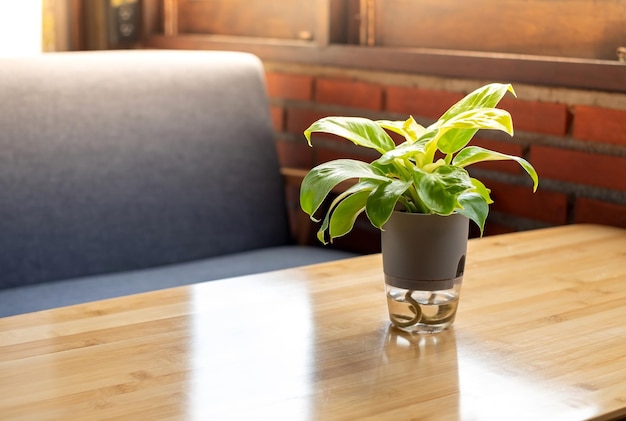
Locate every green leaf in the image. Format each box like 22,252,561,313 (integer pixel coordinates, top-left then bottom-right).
434,127,479,155
377,141,426,165
445,108,513,133
437,108,514,154
453,146,539,191
431,83,515,155
365,179,413,228
457,192,490,235
316,179,380,244
470,177,493,205
328,190,370,241
300,159,389,218
316,210,331,244
304,116,396,154
440,83,515,121
412,165,473,215
327,179,380,211
377,116,426,143
382,122,441,168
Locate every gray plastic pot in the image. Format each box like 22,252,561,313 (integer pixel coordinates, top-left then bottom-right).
382,212,469,290
381,212,469,333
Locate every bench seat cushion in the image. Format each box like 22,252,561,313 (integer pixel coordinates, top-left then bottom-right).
0,246,356,318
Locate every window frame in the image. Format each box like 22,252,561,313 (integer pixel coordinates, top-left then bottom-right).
141,0,626,93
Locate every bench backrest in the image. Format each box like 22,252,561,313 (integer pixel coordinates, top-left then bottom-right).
0,50,291,288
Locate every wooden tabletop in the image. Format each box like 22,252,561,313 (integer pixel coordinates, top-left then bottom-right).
1,224,625,420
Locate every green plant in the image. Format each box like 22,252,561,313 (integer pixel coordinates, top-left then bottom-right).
300,83,538,243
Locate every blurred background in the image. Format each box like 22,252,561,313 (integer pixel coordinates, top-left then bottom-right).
2,0,625,254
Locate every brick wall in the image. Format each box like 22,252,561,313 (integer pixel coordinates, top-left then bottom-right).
265,63,626,253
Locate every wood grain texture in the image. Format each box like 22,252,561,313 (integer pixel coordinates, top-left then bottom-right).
176,0,317,40
1,224,626,420
374,0,626,60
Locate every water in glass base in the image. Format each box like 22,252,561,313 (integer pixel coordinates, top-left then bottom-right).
385,280,461,334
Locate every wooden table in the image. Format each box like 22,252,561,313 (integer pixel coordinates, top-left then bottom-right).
1,224,625,420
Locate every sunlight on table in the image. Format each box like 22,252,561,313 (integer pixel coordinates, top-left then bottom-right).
457,341,599,421
188,276,314,419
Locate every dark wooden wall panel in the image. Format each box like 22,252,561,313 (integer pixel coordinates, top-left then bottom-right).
374,0,626,60
177,0,317,40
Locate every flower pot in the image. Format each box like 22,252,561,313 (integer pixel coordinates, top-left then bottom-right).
381,212,469,333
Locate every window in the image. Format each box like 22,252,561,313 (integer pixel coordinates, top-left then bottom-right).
370,0,625,60
141,0,626,92
176,0,317,40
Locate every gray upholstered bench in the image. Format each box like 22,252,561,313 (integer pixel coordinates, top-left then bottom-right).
0,50,355,317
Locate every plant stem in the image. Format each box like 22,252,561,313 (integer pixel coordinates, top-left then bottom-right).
407,186,429,213
398,196,420,213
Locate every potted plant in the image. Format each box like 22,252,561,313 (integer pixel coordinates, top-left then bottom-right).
299,83,538,333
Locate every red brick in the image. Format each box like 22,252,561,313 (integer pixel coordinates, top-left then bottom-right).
574,198,626,229
469,220,515,238
386,86,464,120
499,98,569,136
572,105,626,146
286,108,330,135
483,222,516,237
530,146,626,191
484,179,568,225
386,130,406,146
315,78,383,111
270,106,284,132
470,137,524,174
265,72,313,101
314,145,378,166
331,216,381,254
275,139,314,168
